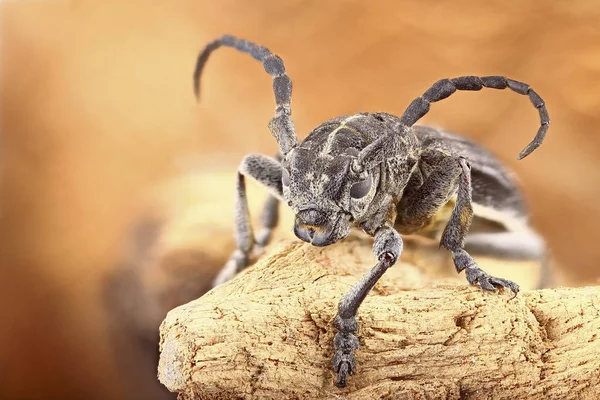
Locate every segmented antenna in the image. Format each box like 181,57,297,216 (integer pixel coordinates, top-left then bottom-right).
193,35,298,154
399,76,550,160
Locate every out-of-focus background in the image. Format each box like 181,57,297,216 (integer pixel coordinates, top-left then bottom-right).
1,1,599,399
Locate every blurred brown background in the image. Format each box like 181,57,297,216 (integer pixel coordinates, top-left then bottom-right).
1,1,599,399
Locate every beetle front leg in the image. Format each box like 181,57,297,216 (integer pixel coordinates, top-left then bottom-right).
213,154,283,286
253,152,283,255
332,225,402,388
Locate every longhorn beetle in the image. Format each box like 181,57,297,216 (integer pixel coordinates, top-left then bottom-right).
194,35,549,388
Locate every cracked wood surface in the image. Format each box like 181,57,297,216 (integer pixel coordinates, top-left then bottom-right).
158,238,600,400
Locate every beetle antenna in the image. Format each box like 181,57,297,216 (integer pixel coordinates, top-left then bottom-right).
194,35,298,154
399,76,550,160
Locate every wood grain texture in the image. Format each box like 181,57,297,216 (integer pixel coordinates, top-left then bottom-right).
158,239,600,400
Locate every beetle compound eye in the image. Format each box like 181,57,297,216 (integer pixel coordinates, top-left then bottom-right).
282,168,290,186
350,175,372,199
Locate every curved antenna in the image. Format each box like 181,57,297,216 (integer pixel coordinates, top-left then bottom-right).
399,76,550,160
194,35,298,154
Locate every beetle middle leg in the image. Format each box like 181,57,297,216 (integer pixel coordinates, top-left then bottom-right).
213,154,283,286
465,230,553,289
397,152,519,294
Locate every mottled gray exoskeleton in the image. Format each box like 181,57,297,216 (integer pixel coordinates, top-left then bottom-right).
193,35,549,388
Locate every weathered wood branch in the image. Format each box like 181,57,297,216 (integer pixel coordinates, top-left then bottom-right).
158,238,600,400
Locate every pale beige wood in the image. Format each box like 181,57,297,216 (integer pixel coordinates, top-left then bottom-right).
158,238,599,400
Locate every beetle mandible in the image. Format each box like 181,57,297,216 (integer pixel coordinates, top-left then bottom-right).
193,34,549,388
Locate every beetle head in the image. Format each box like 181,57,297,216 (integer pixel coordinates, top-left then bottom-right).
282,146,379,246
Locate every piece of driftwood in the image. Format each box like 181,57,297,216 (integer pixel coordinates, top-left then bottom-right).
104,169,544,399
158,238,600,400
